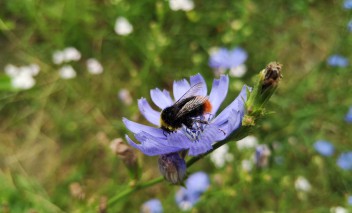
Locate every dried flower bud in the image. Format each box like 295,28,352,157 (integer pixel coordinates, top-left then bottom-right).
69,182,85,200
158,153,187,184
246,62,282,116
110,138,137,167
110,138,139,180
99,196,108,213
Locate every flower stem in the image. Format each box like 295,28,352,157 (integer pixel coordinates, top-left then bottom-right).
108,176,164,206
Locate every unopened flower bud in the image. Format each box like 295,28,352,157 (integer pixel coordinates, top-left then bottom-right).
110,138,136,166
110,138,139,180
158,153,187,184
246,62,283,116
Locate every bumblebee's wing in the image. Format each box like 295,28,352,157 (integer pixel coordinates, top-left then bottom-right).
174,83,204,105
175,96,208,119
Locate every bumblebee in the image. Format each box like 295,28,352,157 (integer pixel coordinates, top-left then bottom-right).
160,83,212,132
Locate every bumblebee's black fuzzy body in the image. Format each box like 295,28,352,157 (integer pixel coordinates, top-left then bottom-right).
160,96,211,132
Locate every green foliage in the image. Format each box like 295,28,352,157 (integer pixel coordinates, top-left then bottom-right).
1,0,352,212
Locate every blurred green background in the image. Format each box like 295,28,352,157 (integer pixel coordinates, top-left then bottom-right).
1,0,352,212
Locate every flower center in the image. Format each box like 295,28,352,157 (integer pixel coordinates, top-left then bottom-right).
182,114,213,141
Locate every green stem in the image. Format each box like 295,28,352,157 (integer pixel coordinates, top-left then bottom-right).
108,176,164,206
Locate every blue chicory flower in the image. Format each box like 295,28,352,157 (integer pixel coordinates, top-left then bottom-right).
141,199,163,213
348,20,352,32
209,47,248,69
123,73,248,156
345,107,352,123
344,0,352,9
327,55,349,67
175,171,210,211
313,140,335,157
337,152,352,170
348,195,352,206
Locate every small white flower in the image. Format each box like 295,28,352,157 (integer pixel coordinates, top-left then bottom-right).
86,58,103,75
52,50,65,64
59,65,76,79
229,64,247,78
170,0,194,11
330,206,348,213
114,17,133,36
241,159,253,172
4,64,19,77
237,135,258,150
28,64,40,76
210,144,234,168
12,72,35,90
63,47,81,62
294,176,311,192
118,88,132,105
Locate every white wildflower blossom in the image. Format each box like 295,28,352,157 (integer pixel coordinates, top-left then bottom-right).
86,58,103,75
12,72,35,90
210,144,234,168
169,0,194,11
63,47,81,62
52,47,81,64
114,17,133,36
4,63,40,90
52,50,65,64
4,64,19,77
237,135,258,150
241,159,253,172
330,206,348,213
59,65,76,79
294,176,312,192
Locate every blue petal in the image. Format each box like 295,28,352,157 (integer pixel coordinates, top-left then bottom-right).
141,199,163,213
228,47,248,68
123,118,164,138
190,74,207,96
173,78,191,101
167,132,193,149
150,88,174,109
199,124,224,144
213,85,248,127
186,172,210,193
188,139,213,156
313,140,334,157
126,132,183,156
138,98,160,126
208,75,229,115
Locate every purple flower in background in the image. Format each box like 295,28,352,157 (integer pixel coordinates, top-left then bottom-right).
123,73,248,157
141,199,163,213
348,195,352,206
348,20,352,32
255,144,271,168
327,55,349,67
345,107,352,123
337,152,352,170
209,47,247,69
175,172,210,211
344,0,352,9
313,140,335,157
